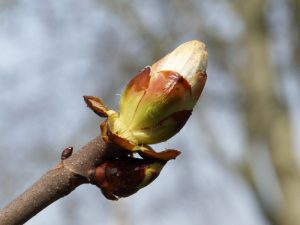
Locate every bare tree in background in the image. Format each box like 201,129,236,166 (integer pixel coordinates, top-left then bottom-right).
1,0,300,224
229,2,300,225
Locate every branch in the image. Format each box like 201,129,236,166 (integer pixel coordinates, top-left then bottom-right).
0,136,119,225
0,40,208,224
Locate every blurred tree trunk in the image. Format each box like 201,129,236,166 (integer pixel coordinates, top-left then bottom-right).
232,1,300,225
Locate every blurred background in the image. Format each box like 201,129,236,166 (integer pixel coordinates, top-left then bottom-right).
0,0,300,224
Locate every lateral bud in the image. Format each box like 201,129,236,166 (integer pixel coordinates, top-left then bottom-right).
93,157,172,200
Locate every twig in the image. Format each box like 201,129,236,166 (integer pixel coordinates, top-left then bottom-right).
0,136,119,225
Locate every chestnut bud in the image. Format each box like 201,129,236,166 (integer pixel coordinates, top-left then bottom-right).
93,158,167,200
84,40,207,160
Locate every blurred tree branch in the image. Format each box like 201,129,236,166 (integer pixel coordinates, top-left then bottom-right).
231,1,300,225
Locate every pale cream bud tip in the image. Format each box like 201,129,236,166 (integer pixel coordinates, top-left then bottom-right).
152,40,208,87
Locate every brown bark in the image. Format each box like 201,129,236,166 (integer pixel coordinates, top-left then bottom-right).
0,136,119,225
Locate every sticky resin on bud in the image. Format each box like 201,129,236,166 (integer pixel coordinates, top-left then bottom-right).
93,158,167,200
